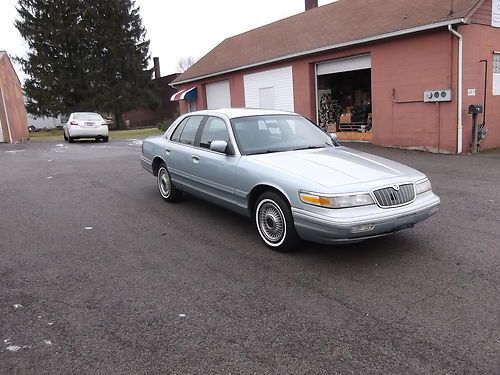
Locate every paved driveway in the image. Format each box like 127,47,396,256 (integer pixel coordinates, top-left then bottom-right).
1,140,499,374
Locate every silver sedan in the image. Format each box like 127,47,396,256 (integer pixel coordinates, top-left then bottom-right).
140,108,440,252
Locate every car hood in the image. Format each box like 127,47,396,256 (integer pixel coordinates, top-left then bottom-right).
247,147,423,188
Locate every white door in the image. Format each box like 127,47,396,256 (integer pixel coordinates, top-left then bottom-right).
206,80,231,109
244,66,294,111
259,87,275,109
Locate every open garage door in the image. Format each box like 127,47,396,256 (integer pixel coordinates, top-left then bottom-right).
316,54,372,142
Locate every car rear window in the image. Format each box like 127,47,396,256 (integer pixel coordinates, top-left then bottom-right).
73,113,103,121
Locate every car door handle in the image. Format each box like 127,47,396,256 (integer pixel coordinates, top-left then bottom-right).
164,148,171,154
191,155,200,163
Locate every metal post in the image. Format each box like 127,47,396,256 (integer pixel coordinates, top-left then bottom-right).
471,113,478,154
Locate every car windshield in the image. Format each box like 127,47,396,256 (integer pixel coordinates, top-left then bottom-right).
73,112,103,121
231,115,338,155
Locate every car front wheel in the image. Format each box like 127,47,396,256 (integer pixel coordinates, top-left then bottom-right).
255,191,299,252
157,163,182,203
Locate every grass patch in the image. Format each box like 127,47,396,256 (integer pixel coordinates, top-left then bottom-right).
29,127,163,142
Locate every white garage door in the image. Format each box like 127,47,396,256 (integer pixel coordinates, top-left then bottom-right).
244,66,294,111
206,80,231,109
316,54,371,76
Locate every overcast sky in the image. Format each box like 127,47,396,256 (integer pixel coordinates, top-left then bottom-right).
0,0,336,81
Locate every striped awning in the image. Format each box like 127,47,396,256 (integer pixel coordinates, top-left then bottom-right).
170,87,197,101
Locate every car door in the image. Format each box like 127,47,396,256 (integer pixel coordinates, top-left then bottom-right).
188,115,239,208
165,115,205,191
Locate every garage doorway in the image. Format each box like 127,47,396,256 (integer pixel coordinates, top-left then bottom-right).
316,55,372,142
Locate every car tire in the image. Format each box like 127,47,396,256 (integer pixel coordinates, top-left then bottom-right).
157,163,182,203
68,136,74,143
103,136,109,143
255,191,300,252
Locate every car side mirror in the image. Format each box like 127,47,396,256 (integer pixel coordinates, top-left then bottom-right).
329,133,337,141
210,140,231,154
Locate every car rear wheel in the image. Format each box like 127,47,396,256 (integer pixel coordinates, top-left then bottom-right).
68,136,74,143
255,191,299,252
157,163,182,203
103,136,109,143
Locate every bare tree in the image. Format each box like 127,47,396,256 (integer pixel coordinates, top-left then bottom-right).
177,56,198,73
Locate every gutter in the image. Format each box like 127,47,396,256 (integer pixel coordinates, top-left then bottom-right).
448,23,463,154
172,18,465,86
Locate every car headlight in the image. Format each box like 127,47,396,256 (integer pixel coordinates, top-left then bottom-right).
299,191,374,209
415,179,432,195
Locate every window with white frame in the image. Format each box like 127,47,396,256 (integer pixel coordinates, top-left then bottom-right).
493,53,500,96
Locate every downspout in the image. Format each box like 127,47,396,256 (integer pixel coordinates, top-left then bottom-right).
448,24,463,154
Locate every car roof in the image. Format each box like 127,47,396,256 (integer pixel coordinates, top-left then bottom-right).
187,108,299,119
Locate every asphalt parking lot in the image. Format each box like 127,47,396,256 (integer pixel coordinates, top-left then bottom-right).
1,139,499,374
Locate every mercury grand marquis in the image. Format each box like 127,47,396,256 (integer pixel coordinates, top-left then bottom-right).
140,108,440,252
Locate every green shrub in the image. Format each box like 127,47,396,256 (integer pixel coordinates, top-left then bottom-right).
157,118,174,132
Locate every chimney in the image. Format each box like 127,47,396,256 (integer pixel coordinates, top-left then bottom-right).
153,57,161,79
305,0,318,11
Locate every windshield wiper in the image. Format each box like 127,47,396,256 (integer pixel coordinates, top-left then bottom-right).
292,145,327,151
247,149,283,155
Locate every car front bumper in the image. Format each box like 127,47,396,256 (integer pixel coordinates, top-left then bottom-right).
292,192,440,244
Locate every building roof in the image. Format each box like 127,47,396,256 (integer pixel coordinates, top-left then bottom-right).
173,0,483,85
0,51,6,60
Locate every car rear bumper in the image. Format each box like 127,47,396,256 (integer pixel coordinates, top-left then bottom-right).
69,126,109,138
140,155,154,175
292,193,440,244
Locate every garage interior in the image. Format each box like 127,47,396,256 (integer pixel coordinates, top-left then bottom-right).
316,55,372,141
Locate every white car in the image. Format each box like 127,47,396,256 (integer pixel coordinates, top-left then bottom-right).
63,112,109,143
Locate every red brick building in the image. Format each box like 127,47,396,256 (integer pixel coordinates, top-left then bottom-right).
0,51,29,143
122,58,179,128
171,0,500,153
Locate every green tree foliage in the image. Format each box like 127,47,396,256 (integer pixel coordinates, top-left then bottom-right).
16,0,158,128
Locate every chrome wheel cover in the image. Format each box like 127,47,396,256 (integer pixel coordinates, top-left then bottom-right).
256,199,286,246
158,167,171,198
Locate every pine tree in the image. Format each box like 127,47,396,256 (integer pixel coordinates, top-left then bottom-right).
16,0,157,128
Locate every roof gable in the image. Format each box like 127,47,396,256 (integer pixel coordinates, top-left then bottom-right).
174,0,483,84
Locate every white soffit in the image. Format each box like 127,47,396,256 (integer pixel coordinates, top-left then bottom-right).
317,54,371,75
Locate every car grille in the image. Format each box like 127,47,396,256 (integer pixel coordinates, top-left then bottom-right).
373,184,415,207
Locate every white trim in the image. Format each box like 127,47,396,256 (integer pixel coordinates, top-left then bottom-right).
173,18,465,85
0,85,12,143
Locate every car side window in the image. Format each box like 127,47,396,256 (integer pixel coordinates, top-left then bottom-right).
170,118,188,142
199,117,229,149
177,116,204,145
